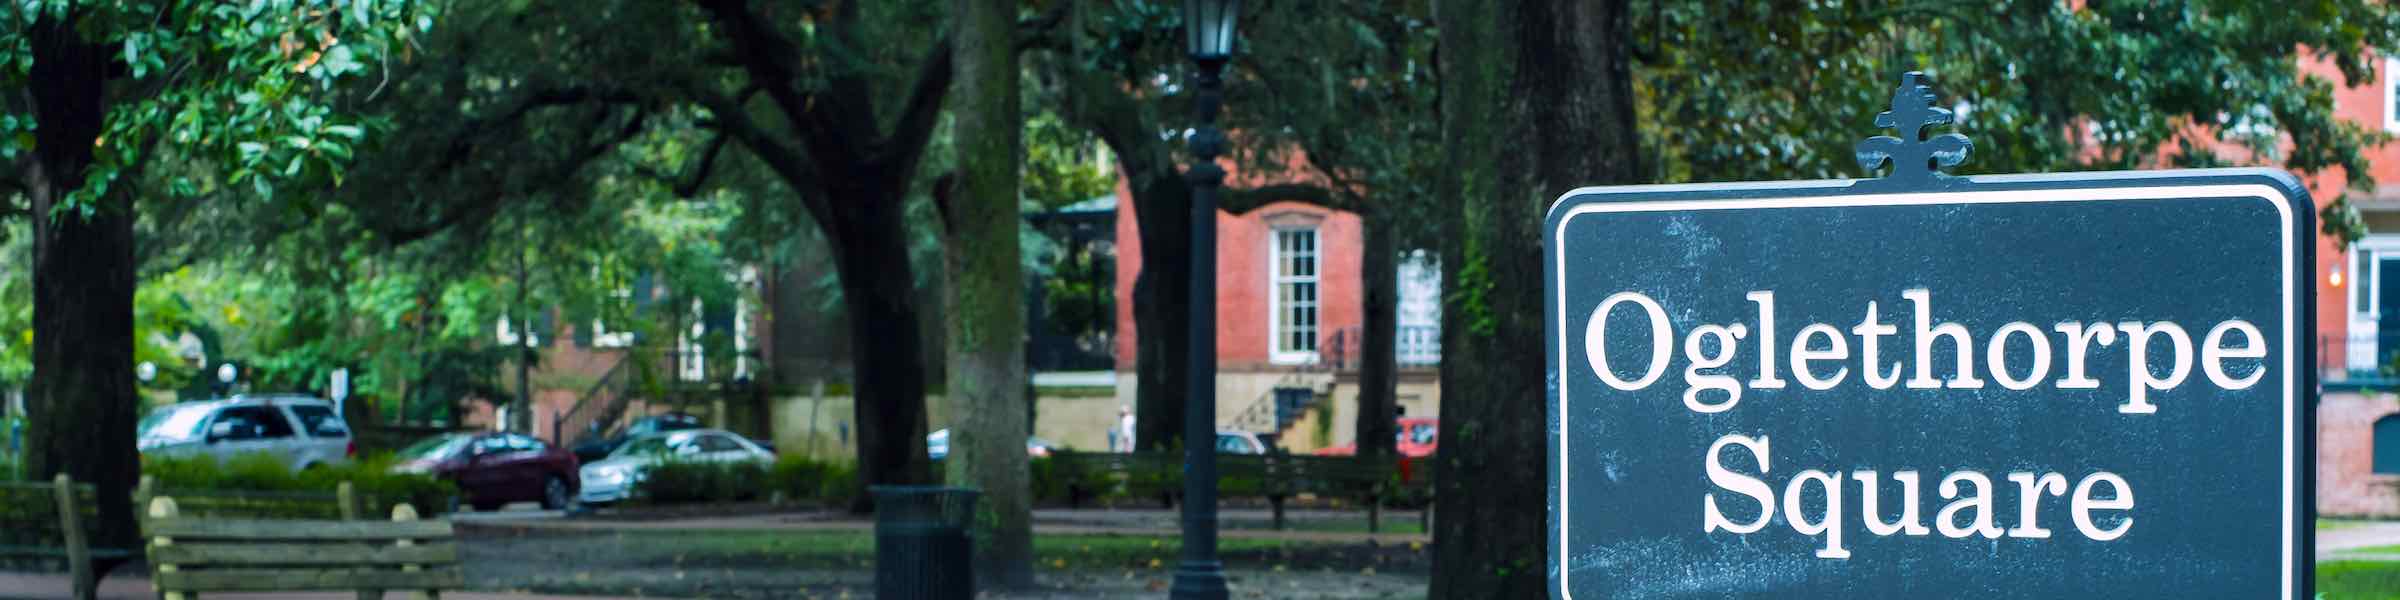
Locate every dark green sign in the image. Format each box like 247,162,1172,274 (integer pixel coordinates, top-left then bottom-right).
1544,74,2312,599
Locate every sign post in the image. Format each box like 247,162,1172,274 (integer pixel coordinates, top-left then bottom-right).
1546,72,2312,598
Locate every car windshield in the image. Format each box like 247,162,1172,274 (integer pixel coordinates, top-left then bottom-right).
398,434,473,461
137,405,213,444
613,435,676,459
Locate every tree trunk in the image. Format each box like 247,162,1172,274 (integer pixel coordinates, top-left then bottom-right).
1354,212,1398,460
1054,70,1190,455
943,0,1034,587
1130,173,1191,453
1428,0,1640,597
831,192,934,512
513,214,533,434
23,13,142,557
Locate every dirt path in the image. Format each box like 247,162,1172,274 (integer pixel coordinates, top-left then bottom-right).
457,526,1428,599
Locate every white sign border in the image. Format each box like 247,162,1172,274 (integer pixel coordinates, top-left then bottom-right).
1550,184,2298,600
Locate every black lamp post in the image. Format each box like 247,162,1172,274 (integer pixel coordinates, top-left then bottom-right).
1173,1,1238,598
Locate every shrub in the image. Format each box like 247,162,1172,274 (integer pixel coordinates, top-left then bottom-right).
141,452,456,517
637,459,768,505
628,455,864,507
765,455,859,505
1028,456,1069,503
815,461,859,506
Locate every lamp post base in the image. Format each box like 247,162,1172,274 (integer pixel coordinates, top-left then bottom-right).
1169,561,1230,599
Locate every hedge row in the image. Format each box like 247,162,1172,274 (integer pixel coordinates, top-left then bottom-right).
142,453,456,517
634,455,860,506
631,455,1392,508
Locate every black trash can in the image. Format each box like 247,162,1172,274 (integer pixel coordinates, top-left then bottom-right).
872,485,980,600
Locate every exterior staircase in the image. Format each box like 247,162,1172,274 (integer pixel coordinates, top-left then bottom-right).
1228,371,1337,440
550,355,637,447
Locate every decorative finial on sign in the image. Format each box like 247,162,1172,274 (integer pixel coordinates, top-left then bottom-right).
1856,71,1972,184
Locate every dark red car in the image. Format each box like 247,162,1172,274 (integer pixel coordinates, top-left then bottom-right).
393,432,581,511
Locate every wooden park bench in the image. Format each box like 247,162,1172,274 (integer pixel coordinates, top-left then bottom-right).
1050,451,1436,533
0,474,135,600
1242,453,1434,533
143,495,461,600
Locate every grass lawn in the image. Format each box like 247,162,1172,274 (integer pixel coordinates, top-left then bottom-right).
2322,561,2400,598
2326,519,2382,532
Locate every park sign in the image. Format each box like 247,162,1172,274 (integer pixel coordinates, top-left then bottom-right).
1544,73,2313,599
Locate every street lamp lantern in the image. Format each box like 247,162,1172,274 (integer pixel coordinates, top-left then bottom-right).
1184,0,1241,60
216,363,237,385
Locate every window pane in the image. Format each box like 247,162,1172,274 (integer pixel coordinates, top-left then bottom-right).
226,407,295,438
2360,249,2374,314
288,405,348,437
2377,415,2400,474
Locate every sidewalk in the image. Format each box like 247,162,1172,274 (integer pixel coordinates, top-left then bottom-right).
2320,520,2400,560
0,572,642,600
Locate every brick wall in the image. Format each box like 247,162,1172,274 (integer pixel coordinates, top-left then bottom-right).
2321,391,2400,516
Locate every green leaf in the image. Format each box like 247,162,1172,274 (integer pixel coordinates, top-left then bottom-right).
322,46,360,77
324,124,364,139
123,34,144,78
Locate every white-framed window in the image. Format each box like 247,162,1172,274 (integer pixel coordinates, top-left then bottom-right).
677,299,706,382
495,315,540,347
1396,250,1442,365
590,285,636,348
1269,227,1319,364
733,266,758,381
2345,236,2400,371
2386,56,2400,132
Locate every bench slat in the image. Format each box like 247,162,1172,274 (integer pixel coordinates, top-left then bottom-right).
149,542,459,567
0,547,127,558
145,518,453,540
0,545,133,559
154,566,465,592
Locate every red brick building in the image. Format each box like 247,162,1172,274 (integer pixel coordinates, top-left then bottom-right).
1106,165,1443,453
2310,53,2400,516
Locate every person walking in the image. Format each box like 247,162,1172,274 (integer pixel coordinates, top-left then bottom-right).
1115,405,1135,453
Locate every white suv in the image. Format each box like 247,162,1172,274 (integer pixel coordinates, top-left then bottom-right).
137,396,354,471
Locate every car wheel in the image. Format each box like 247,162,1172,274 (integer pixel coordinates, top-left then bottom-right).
541,476,571,510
